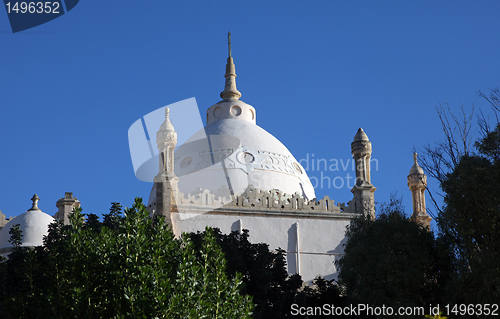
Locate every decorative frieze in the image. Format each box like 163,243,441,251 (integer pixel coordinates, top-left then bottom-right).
172,184,356,216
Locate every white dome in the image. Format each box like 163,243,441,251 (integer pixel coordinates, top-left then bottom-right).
173,116,316,200
0,209,54,252
149,51,316,207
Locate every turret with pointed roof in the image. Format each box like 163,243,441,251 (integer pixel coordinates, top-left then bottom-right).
351,128,376,219
408,153,432,229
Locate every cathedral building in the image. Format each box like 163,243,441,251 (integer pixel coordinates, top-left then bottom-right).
0,36,432,282
145,36,430,282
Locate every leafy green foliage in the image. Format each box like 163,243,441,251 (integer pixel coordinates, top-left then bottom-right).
438,123,500,304
293,276,347,318
7,224,22,247
102,201,123,230
0,198,349,319
0,198,253,318
189,229,298,318
336,207,449,317
189,228,345,319
475,123,500,163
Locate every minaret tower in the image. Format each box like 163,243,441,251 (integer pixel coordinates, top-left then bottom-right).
351,128,376,219
153,107,179,221
408,153,432,229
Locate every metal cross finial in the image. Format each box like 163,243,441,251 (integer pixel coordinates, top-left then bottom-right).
30,194,40,210
228,31,232,57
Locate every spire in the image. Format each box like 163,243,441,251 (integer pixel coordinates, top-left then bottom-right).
407,153,431,229
154,108,179,223
351,128,373,184
29,194,40,211
220,32,242,101
409,152,424,175
350,128,376,219
157,107,177,175
353,128,369,142
163,107,174,131
228,30,232,58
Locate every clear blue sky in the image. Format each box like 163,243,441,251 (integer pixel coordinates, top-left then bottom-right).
1,1,499,232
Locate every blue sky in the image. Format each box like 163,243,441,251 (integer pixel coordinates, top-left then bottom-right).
1,1,499,232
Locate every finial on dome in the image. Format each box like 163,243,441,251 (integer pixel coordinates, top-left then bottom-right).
29,194,40,211
409,152,424,175
160,107,175,132
220,32,242,101
165,107,170,121
228,31,232,58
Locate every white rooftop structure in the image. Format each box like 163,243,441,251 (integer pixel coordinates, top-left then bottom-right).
149,33,315,203
0,194,54,257
147,34,378,283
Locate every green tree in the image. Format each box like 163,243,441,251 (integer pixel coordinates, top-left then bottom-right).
293,276,347,319
438,123,500,304
189,228,347,319
188,228,303,319
0,198,253,318
169,229,253,318
336,199,448,318
419,88,500,306
7,224,22,247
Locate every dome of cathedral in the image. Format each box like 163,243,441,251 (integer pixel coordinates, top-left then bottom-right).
174,115,316,199
167,41,315,200
149,39,316,204
0,195,54,254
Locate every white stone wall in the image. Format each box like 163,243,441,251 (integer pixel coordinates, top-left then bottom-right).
171,211,350,283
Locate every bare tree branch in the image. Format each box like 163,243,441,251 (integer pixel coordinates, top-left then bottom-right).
417,88,500,218
419,103,475,186
425,187,442,220
478,87,500,115
478,87,500,136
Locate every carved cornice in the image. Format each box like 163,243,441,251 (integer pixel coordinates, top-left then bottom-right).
172,185,358,217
